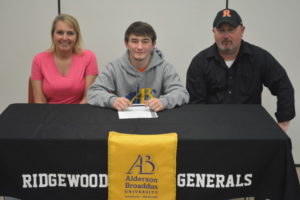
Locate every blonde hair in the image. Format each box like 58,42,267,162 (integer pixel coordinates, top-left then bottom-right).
49,14,83,54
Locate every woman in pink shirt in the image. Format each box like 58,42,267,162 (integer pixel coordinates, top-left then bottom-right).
31,14,98,104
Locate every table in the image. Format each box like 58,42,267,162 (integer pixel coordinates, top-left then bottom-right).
0,104,299,200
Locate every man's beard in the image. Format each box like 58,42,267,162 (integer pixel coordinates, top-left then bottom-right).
218,40,237,55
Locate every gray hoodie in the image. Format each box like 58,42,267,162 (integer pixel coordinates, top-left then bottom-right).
87,48,189,109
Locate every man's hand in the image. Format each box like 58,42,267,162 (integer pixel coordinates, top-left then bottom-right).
112,97,132,111
145,98,165,112
278,121,290,132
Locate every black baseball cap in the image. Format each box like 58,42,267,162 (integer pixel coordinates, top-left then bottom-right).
213,9,243,28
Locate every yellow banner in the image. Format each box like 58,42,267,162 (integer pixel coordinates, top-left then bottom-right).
108,131,178,200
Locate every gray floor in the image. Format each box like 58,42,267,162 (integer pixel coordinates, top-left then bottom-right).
0,167,299,200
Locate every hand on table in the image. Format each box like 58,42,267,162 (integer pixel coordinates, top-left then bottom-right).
145,98,165,112
278,121,290,132
112,97,132,111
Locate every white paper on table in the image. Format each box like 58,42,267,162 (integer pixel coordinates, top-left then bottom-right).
118,104,158,119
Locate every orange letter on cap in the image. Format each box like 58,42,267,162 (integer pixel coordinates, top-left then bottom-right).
223,9,231,17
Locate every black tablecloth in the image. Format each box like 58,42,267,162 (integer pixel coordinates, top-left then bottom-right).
0,104,299,200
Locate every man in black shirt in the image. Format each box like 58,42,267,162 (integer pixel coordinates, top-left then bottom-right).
186,8,295,132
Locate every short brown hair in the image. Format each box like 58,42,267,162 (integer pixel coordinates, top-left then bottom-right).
124,21,157,43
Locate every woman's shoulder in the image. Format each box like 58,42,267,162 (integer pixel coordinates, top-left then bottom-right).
79,49,96,56
34,51,53,60
76,49,97,62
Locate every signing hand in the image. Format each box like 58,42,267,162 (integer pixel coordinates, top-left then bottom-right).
145,98,165,112
112,97,132,111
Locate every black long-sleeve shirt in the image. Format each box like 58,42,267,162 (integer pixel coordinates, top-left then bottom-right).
186,40,295,122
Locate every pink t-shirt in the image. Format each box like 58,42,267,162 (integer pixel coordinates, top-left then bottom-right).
31,49,98,104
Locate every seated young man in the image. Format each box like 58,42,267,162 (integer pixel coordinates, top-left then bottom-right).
88,21,189,112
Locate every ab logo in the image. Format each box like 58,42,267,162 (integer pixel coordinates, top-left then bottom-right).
130,88,156,104
223,9,231,17
127,155,156,174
